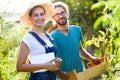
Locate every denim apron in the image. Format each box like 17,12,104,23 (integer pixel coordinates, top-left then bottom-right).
28,32,57,80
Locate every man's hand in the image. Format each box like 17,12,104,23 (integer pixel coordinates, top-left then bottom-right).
57,70,69,80
87,57,104,68
91,57,103,64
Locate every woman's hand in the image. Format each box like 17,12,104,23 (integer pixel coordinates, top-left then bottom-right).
54,58,62,67
46,59,60,72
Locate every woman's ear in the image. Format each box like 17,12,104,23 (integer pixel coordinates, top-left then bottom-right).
29,16,32,21
28,16,33,26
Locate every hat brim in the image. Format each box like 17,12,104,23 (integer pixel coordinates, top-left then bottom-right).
20,2,54,27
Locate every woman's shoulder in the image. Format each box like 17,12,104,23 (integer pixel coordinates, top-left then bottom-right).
22,32,33,41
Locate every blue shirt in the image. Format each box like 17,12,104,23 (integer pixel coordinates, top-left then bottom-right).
50,25,84,72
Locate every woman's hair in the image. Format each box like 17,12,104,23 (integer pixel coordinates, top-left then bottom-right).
53,2,69,15
29,6,45,17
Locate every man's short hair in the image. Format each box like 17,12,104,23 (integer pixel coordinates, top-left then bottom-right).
53,2,69,15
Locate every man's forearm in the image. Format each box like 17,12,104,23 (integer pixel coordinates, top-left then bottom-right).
80,46,94,61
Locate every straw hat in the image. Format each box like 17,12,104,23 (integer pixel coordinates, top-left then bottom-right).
20,1,54,27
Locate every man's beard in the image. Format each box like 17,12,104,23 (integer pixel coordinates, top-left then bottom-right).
56,18,67,26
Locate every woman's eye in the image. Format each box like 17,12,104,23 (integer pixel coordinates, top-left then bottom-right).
40,13,45,16
32,13,39,17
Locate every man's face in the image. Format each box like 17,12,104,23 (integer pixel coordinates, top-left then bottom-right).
53,7,67,26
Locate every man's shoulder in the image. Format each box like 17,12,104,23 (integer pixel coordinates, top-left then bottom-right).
69,25,81,30
50,29,58,36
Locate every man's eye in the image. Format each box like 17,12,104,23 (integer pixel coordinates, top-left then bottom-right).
61,12,65,15
55,14,59,16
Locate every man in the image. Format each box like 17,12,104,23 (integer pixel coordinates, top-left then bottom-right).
50,2,99,79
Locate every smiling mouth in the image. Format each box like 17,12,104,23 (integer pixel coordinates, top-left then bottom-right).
37,20,45,23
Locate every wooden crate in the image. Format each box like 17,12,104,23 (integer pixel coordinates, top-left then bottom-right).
67,62,109,80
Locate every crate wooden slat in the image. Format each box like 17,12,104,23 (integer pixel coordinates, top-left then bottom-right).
67,62,108,80
67,70,78,80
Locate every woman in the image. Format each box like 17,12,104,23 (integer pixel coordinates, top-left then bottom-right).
16,1,62,80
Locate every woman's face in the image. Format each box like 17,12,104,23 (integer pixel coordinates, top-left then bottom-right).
29,7,45,27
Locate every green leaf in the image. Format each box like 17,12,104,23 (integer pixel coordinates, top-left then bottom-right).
91,1,105,10
99,30,105,36
93,15,104,29
113,5,120,21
